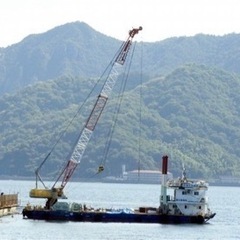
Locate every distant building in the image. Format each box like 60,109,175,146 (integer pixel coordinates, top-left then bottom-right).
123,170,173,184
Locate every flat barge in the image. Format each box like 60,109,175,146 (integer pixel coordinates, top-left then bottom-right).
22,156,215,224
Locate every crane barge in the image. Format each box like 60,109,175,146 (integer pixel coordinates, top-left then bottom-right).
22,26,215,224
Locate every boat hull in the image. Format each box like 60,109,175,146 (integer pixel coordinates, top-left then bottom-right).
22,209,211,224
0,206,18,217
0,194,18,217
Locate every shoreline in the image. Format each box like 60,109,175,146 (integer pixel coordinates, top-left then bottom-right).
0,175,240,187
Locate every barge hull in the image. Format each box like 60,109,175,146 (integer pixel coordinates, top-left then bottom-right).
22,209,208,224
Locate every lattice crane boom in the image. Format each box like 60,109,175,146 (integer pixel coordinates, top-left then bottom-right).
29,27,142,207
59,26,142,190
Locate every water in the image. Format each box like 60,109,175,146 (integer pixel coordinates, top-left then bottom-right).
0,180,239,240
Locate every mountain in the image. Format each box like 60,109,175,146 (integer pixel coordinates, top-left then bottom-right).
0,22,120,95
1,22,240,96
1,22,240,180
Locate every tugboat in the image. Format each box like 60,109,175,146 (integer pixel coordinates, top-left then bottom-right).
22,155,215,224
22,27,215,223
159,156,216,223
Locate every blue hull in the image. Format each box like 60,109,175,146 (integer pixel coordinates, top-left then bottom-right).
22,209,212,224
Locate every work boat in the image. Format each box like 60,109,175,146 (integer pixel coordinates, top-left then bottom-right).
163,160,216,223
22,156,215,224
0,193,18,217
22,27,215,223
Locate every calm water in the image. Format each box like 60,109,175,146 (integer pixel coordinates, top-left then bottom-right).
0,180,239,240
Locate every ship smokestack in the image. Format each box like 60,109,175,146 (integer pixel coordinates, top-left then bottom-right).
162,155,168,175
160,155,168,209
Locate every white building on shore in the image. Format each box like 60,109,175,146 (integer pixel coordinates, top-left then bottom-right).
123,169,173,184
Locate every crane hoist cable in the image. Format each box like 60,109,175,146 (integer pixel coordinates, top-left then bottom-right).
137,41,144,181
96,42,138,174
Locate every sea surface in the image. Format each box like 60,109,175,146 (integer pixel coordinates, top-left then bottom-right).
0,180,239,240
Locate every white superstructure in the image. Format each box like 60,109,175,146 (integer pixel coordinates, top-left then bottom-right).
159,157,215,221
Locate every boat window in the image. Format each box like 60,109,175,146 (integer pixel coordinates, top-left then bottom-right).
194,192,199,195
183,190,191,195
185,205,187,209
199,206,202,209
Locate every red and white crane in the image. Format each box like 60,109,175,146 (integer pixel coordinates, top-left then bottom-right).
30,27,142,208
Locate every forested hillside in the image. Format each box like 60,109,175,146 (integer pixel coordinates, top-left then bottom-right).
1,22,240,180
1,63,240,179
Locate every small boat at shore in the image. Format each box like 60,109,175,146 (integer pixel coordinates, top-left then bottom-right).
22,155,215,224
0,193,18,217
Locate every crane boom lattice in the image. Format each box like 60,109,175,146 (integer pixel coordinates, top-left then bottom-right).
30,26,142,207
60,27,142,189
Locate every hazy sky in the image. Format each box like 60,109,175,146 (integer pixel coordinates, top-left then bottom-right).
1,0,240,47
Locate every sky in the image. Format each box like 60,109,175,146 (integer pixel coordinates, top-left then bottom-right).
1,0,240,47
